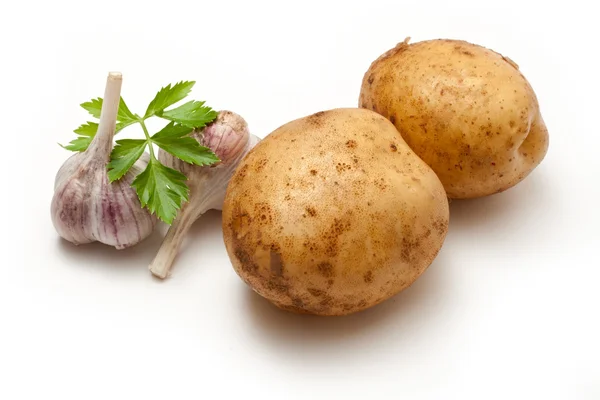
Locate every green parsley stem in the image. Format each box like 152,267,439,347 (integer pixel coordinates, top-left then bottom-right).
139,119,156,159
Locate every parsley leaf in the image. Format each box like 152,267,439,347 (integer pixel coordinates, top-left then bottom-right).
152,121,193,138
65,78,221,224
60,136,92,152
116,120,137,132
81,97,103,118
159,100,218,129
151,122,220,166
144,81,195,118
131,159,189,224
60,122,97,151
117,97,137,124
73,122,98,136
81,97,138,125
107,139,147,182
115,98,139,132
62,120,136,152
65,97,139,152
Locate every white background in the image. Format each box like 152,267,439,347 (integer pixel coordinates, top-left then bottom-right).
1,0,599,398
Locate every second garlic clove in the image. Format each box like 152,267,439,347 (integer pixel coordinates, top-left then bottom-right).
149,110,260,278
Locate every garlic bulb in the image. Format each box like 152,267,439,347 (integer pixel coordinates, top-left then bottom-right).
51,72,156,249
149,111,260,278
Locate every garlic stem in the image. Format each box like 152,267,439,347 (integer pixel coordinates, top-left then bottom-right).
88,71,122,162
149,205,199,279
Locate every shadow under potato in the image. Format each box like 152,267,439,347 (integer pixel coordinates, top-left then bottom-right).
448,191,519,231
447,170,550,233
240,248,451,353
238,172,550,354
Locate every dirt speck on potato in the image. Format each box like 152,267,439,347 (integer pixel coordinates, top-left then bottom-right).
270,251,283,276
307,288,325,297
306,207,317,217
346,140,357,148
307,111,326,126
317,262,335,278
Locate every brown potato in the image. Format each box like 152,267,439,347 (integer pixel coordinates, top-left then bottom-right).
359,38,549,198
222,108,449,316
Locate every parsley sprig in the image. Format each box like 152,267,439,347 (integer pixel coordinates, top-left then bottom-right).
62,81,219,224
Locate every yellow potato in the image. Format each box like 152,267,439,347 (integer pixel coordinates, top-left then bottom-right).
359,38,549,198
222,108,449,316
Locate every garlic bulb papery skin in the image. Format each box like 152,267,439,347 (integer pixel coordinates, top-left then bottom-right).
149,110,260,278
51,72,156,249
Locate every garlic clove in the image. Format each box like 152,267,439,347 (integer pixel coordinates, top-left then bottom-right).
149,110,260,278
51,72,157,249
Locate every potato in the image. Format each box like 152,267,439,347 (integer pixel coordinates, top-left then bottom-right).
359,38,549,198
222,108,449,316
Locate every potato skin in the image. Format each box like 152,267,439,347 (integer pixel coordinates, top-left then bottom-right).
359,38,549,198
222,108,449,316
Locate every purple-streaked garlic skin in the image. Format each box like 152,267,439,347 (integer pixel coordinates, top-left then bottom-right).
150,110,260,278
51,72,156,249
51,153,155,249
158,110,260,214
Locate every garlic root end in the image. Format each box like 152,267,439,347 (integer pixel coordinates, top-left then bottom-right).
149,207,198,279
